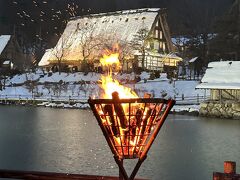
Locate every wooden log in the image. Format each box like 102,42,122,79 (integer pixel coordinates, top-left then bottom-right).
136,109,143,128
137,108,152,149
131,108,143,141
112,92,127,129
103,104,119,136
140,108,152,139
147,109,156,133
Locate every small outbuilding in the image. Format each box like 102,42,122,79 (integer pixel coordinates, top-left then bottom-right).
0,35,25,71
196,61,240,119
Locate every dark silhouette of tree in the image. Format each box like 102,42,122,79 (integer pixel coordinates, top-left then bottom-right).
209,0,240,60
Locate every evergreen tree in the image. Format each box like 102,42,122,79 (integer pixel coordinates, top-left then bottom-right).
209,0,240,60
131,27,153,70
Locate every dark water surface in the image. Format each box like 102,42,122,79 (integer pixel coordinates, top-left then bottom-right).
0,106,239,180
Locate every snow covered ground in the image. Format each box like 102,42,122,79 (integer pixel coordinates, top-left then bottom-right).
0,71,207,111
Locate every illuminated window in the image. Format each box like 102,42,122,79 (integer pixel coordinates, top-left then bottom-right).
163,43,166,52
155,30,158,38
160,31,163,39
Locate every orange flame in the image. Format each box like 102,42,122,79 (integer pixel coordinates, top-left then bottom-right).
96,44,158,157
99,44,138,99
100,53,120,67
101,76,138,99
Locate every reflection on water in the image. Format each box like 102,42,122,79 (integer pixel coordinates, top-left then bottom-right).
0,106,239,180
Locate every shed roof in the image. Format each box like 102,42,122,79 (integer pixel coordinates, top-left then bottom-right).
189,57,198,63
196,61,240,90
0,35,11,55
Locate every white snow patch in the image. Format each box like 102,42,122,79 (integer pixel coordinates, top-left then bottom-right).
197,61,240,89
0,35,11,55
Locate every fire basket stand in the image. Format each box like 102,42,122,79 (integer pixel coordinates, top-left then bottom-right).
88,92,175,180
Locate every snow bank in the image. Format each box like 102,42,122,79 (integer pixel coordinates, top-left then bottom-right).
6,73,40,85
1,71,205,111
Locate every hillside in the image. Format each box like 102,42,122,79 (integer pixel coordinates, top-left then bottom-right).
0,0,232,46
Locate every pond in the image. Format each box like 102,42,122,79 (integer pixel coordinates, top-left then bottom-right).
0,106,239,180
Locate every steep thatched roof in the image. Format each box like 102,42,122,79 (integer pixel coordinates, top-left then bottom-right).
39,8,173,66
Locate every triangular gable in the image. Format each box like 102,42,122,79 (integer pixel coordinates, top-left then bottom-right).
0,35,11,55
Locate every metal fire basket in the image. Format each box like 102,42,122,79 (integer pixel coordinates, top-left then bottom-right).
88,92,175,180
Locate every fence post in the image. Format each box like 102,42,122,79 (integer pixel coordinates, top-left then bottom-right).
182,94,184,100
213,161,239,180
224,161,236,174
197,94,199,104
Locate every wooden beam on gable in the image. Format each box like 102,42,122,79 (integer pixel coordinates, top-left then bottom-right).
158,10,174,53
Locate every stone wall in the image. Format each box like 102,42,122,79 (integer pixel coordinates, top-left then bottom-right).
199,101,240,119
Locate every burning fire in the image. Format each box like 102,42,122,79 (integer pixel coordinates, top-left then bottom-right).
89,45,174,180
100,53,120,67
99,45,138,99
94,45,164,158
101,76,138,99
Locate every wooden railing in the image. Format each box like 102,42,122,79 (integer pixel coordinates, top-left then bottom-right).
174,94,208,105
0,94,209,105
0,169,146,180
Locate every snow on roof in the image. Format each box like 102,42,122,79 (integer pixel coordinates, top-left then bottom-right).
3,60,11,65
67,8,160,43
189,57,198,63
196,83,240,90
38,49,54,66
39,8,161,65
0,35,11,55
196,61,240,90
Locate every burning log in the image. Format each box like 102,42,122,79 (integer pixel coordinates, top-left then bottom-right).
131,108,143,141
134,108,152,149
112,91,127,129
136,108,143,127
140,108,152,137
103,104,119,136
147,109,157,133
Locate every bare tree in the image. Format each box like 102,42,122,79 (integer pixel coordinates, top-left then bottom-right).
118,40,134,72
52,35,72,74
74,22,104,72
98,34,134,72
